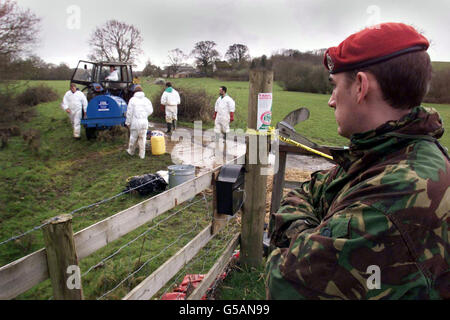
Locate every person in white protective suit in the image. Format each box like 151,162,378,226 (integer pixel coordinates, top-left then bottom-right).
105,66,119,81
160,82,181,134
61,83,88,139
213,86,235,157
125,86,154,159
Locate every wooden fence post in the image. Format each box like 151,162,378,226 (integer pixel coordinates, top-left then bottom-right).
42,214,83,300
241,64,273,268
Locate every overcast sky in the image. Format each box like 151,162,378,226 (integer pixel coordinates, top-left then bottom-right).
16,0,450,70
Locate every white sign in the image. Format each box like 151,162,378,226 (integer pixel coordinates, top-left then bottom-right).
257,93,273,131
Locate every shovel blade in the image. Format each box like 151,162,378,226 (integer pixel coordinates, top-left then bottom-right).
281,107,310,127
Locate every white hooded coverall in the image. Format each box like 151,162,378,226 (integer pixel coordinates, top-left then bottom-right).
214,94,235,134
105,69,119,81
61,90,88,138
126,91,154,159
160,88,181,123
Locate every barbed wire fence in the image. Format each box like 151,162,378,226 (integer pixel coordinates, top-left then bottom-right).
96,218,203,300
81,194,209,279
72,188,241,301
43,190,217,301
0,176,161,247
90,191,222,300
157,218,240,300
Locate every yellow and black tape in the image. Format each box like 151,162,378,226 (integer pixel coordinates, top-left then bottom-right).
245,126,334,161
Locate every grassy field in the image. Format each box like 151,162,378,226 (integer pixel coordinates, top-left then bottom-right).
1,78,449,300
144,77,450,149
217,261,267,300
432,61,450,71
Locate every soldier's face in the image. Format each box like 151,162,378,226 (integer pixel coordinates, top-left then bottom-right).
328,73,360,138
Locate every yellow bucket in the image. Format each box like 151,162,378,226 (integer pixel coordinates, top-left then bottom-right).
151,135,165,155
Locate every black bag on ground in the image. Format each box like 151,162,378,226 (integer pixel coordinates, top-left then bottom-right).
125,173,167,196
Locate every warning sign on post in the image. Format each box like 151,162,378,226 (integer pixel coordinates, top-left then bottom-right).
257,93,273,131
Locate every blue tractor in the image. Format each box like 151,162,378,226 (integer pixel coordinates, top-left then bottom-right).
70,60,138,139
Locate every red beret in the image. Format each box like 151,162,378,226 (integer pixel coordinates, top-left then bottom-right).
324,22,429,74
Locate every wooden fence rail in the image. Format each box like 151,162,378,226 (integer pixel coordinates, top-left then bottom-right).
123,224,214,300
188,233,240,300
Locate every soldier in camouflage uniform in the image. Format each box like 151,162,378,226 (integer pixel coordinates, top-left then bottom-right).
266,23,450,299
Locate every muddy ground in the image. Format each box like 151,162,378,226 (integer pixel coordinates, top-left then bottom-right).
149,122,334,172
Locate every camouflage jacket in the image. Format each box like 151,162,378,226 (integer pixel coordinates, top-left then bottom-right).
266,106,450,299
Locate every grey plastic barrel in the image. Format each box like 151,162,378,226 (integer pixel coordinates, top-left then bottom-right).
168,165,195,189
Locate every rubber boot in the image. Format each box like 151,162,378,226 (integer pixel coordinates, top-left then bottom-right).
166,123,172,134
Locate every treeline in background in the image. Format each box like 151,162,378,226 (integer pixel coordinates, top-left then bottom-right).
4,50,450,104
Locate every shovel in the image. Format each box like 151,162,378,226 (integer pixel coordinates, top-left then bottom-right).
276,107,346,159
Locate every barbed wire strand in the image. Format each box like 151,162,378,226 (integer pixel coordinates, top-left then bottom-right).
0,220,53,246
128,192,210,294
203,225,239,299
192,219,241,298
0,176,160,247
69,177,160,217
158,239,219,298
158,195,216,298
82,195,208,278
1,152,242,247
97,216,204,300
0,153,243,247
158,237,222,300
158,199,240,300
158,221,238,300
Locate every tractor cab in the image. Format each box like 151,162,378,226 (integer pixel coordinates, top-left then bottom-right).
70,60,137,139
71,60,136,103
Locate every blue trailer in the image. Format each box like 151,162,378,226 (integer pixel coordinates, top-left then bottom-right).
81,93,128,139
70,60,137,139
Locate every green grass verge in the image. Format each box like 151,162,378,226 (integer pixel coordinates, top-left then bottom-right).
216,259,267,300
432,61,450,71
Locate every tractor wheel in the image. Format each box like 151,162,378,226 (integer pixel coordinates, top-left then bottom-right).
85,127,97,140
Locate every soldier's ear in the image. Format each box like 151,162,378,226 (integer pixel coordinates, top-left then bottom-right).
355,72,370,104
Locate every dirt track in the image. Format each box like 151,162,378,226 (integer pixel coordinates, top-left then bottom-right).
151,122,335,173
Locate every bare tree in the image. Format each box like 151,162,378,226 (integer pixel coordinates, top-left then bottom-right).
0,0,40,80
191,41,220,76
225,44,250,64
88,20,143,63
166,48,187,77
